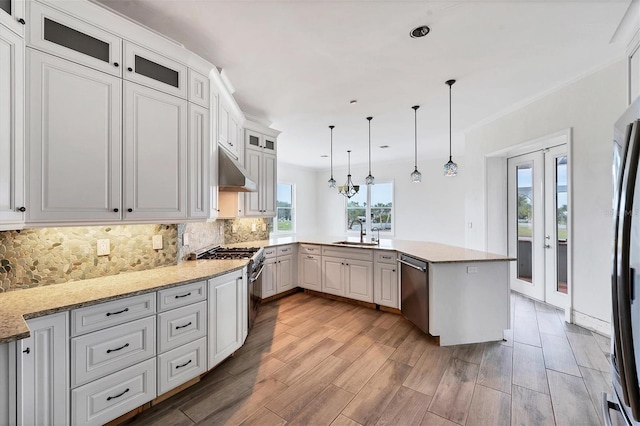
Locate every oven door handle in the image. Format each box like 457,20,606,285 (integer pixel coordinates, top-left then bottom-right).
397,258,426,272
250,264,265,283
602,392,622,426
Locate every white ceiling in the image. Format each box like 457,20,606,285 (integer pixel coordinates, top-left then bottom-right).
96,0,630,169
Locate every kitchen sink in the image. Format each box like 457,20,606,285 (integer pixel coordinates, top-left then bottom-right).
333,241,380,246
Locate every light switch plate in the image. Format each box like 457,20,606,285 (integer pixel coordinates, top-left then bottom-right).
251,223,257,232
97,239,110,256
183,233,190,246
467,266,478,274
262,223,267,231
152,235,163,250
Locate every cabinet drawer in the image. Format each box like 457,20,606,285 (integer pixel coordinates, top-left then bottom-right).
124,41,187,98
157,281,206,312
263,246,277,259
28,1,122,77
188,69,209,108
277,245,294,256
158,301,207,353
157,337,207,395
299,244,321,255
322,246,373,261
375,251,397,264
71,293,156,336
71,358,156,426
71,316,156,388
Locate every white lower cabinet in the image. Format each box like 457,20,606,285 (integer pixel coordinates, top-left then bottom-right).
298,253,322,291
262,257,277,299
157,301,207,353
17,312,69,426
0,341,16,426
208,269,245,369
374,252,399,309
71,358,156,426
321,247,374,302
158,337,207,395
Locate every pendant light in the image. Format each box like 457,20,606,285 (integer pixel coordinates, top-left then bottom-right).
410,105,422,183
328,125,336,188
338,150,360,198
365,116,375,185
444,79,458,177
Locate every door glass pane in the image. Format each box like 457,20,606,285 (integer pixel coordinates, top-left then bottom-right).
134,55,179,88
44,18,110,62
0,0,11,15
265,139,275,150
517,163,533,282
556,156,568,294
249,135,259,147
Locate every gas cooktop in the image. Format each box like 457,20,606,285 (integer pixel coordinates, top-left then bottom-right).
189,246,261,260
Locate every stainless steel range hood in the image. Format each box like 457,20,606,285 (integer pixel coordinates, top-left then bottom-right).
218,149,258,192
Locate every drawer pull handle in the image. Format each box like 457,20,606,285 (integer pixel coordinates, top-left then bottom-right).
106,343,130,354
176,322,192,330
175,292,192,299
106,307,129,317
107,388,130,401
176,359,192,369
382,256,391,259
307,256,314,259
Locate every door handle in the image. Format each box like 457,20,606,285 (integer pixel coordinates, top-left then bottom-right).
544,244,551,249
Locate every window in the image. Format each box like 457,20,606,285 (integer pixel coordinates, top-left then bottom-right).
346,181,394,234
273,183,294,233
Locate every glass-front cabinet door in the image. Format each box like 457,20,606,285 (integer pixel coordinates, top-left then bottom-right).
28,1,122,76
124,41,187,99
0,0,25,37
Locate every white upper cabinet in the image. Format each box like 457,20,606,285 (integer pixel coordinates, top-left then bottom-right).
27,49,122,223
244,127,277,217
188,69,209,108
217,98,242,159
209,89,219,220
188,103,210,219
123,41,187,99
123,81,187,221
28,1,122,77
0,25,25,228
0,0,25,36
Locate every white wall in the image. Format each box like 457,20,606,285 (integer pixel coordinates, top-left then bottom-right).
277,162,319,235
315,158,467,245
464,59,628,327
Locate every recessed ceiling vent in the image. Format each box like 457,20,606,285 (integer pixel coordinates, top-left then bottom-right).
410,25,430,38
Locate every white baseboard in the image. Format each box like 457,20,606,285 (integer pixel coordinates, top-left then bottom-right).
572,309,611,337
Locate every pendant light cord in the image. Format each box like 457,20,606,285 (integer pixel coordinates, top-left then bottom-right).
412,105,419,169
329,125,334,178
367,117,372,174
449,83,452,162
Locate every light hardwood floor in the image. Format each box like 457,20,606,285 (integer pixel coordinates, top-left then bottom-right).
125,292,614,426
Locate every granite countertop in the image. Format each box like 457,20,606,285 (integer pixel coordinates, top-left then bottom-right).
0,259,247,344
228,236,514,264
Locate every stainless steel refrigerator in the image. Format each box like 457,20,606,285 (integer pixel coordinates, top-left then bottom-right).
608,96,640,425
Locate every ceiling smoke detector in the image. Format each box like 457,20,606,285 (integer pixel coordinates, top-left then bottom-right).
410,25,430,38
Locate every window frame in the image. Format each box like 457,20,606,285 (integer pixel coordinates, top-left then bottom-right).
344,180,395,237
272,182,296,235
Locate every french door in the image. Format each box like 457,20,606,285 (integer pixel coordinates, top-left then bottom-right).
507,145,569,309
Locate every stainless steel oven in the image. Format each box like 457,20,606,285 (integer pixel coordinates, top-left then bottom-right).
248,251,265,330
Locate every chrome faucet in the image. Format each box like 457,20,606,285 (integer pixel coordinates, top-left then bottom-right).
349,219,365,243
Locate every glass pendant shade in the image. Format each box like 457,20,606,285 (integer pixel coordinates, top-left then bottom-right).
444,79,458,177
328,125,336,187
410,105,421,183
339,150,360,198
410,167,422,183
365,116,375,185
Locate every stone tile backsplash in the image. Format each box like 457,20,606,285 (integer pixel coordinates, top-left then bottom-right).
0,218,271,292
0,225,177,292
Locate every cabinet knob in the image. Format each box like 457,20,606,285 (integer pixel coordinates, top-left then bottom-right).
17,18,25,25
17,206,26,212
22,347,30,354
392,269,396,272
113,208,119,212
127,208,133,213
127,67,133,72
114,62,119,67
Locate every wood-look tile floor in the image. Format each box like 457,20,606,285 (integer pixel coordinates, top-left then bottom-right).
126,292,614,426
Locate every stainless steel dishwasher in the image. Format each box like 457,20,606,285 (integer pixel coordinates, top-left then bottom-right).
398,254,429,334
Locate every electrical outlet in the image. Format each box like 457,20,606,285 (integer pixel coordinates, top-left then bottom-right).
183,233,190,246
261,223,267,231
97,239,110,256
251,223,257,232
152,235,163,250
467,266,478,274
232,225,238,233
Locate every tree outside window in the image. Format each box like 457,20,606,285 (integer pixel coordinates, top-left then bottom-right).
274,183,294,233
